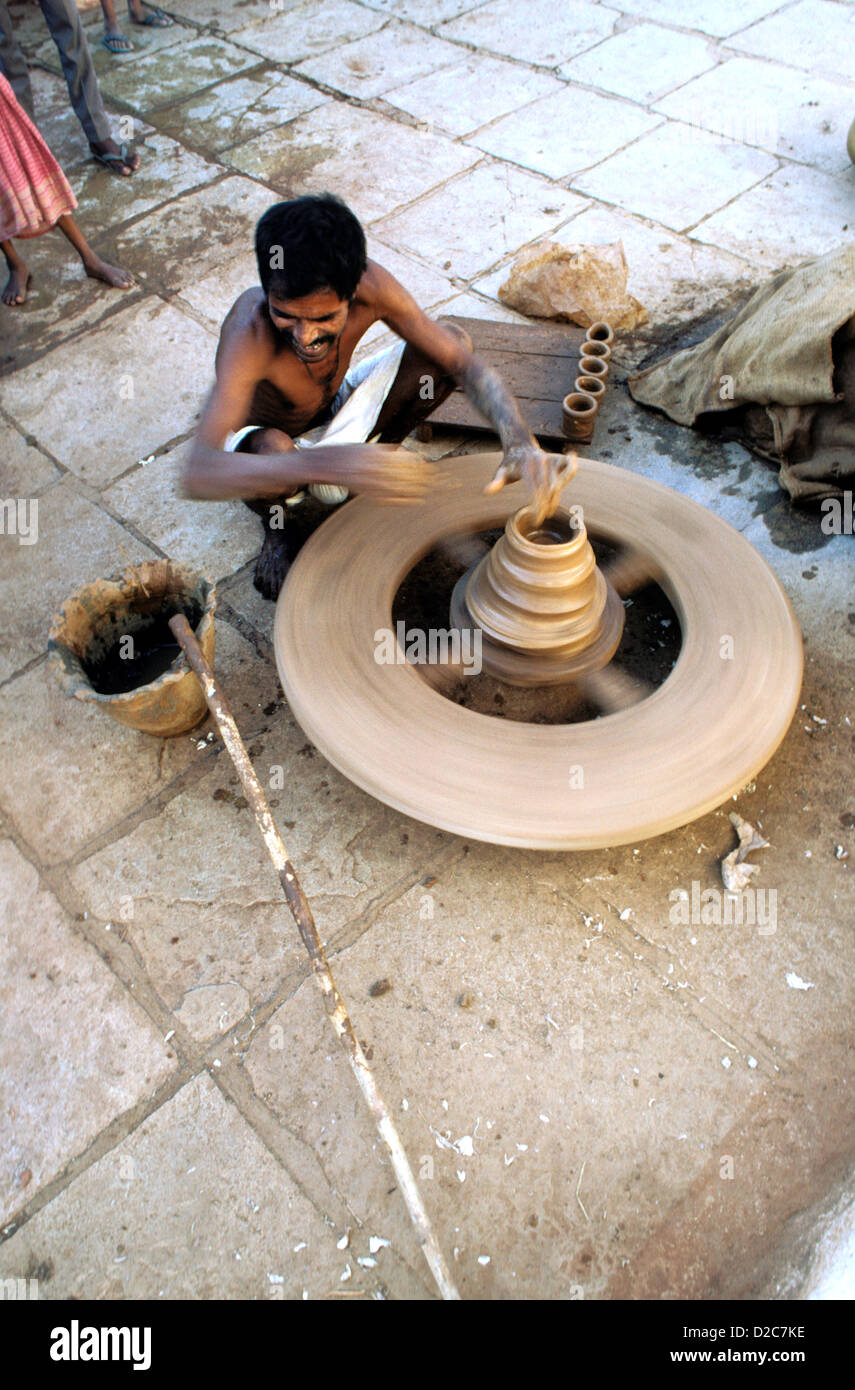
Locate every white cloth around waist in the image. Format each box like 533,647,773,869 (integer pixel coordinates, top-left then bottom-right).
223,338,405,506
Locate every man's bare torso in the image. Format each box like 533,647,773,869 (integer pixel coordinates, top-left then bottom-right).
216,261,388,437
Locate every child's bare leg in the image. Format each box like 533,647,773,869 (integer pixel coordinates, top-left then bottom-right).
1,240,32,306
54,214,135,289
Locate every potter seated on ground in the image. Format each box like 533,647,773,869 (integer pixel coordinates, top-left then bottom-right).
184,193,571,600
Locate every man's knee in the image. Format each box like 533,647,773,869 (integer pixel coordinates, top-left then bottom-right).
238,427,295,455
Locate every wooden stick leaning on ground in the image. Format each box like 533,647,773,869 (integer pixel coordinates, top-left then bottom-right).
168,613,461,1303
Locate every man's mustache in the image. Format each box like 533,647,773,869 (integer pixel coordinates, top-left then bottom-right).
289,331,336,351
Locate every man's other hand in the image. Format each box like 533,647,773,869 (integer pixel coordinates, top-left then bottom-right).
320,443,440,504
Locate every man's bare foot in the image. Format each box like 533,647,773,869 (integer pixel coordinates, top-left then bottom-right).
83,255,135,289
253,530,294,601
89,139,140,177
2,265,32,306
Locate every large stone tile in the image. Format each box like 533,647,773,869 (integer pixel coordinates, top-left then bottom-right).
562,688,853,1063
151,66,325,153
738,499,854,653
384,52,565,138
473,202,757,331
573,121,778,233
245,848,761,1297
561,22,720,104
218,562,275,642
79,4,190,63
0,423,61,496
427,289,532,326
373,163,588,280
70,720,455,1041
30,100,97,173
361,0,483,19
366,237,458,306
0,841,175,1224
656,57,853,176
32,11,189,82
103,444,260,580
0,1074,357,1299
0,478,154,684
103,176,275,296
0,233,141,372
3,299,216,486
592,389,787,530
692,165,855,267
229,0,388,64
728,0,855,81
440,0,617,66
609,0,785,37
468,83,659,180
169,0,292,30
0,620,268,861
94,33,262,111
224,102,480,223
176,249,259,333
68,130,220,232
28,66,69,116
5,0,50,52
294,20,462,100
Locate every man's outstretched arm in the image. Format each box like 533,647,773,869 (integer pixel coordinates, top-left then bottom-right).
375,270,572,522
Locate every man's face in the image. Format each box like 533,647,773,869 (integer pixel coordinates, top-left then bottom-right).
266,286,350,364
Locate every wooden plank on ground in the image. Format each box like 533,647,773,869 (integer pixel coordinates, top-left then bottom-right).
430,316,595,441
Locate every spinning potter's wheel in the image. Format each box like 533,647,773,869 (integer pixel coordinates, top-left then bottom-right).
273,454,802,849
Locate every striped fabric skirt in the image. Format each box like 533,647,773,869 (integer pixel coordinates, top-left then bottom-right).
0,71,76,241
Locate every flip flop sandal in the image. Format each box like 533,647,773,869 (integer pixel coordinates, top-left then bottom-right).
131,8,174,25
90,141,139,176
101,32,133,52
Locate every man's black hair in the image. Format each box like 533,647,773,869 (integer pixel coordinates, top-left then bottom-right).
255,194,367,302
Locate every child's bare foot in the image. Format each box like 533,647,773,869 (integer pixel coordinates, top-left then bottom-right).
2,265,32,305
83,255,135,290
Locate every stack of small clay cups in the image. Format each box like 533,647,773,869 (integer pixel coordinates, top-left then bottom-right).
562,322,613,443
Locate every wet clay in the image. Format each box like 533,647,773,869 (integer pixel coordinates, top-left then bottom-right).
450,503,624,684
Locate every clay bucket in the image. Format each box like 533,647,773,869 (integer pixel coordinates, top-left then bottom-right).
47,560,216,737
586,321,614,345
562,390,599,441
575,374,606,401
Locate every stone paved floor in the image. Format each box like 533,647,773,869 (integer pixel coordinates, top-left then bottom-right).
1,0,853,1301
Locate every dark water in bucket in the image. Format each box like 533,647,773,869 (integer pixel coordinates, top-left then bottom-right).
83,601,200,696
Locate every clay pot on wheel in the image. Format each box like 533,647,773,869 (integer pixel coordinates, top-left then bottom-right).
48,560,216,737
